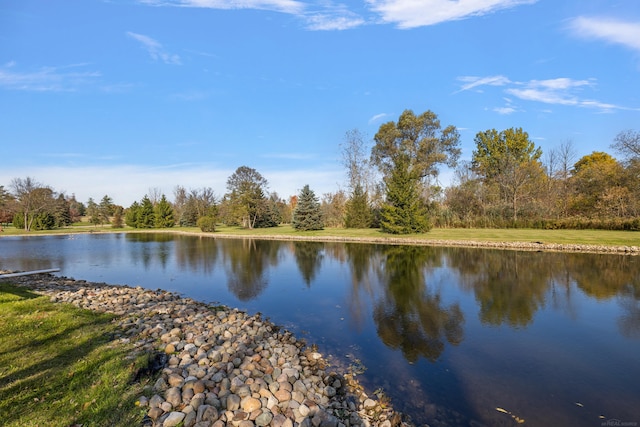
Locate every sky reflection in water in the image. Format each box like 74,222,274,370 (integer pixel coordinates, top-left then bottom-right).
1,233,639,426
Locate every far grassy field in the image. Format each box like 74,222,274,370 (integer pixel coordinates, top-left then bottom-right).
1,223,638,247
0,282,148,427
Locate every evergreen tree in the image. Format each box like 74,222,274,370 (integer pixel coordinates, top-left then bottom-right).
380,154,430,234
86,198,100,226
111,206,124,228
53,194,72,227
99,195,114,225
125,201,140,228
137,196,155,228
344,183,372,228
292,185,323,231
154,194,175,228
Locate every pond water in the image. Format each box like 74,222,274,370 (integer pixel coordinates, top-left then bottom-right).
1,233,639,426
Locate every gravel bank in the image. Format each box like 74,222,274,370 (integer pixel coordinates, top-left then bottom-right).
206,233,640,255
3,272,411,427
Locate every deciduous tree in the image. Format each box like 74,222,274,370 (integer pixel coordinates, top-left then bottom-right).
10,177,55,231
371,109,461,181
226,166,270,229
570,151,625,217
472,128,544,222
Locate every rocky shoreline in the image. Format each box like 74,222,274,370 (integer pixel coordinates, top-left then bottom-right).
206,233,640,255
3,272,411,427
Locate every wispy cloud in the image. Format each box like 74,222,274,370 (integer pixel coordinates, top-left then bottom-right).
568,16,640,53
126,32,181,65
365,0,537,29
368,113,389,124
0,62,101,92
304,7,366,31
492,97,521,115
456,75,511,92
139,0,305,14
457,74,632,113
138,0,366,30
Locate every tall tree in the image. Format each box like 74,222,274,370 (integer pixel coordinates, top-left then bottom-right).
379,154,430,234
67,194,85,222
569,151,625,217
10,177,55,231
111,206,124,228
341,128,374,192
86,198,101,226
0,186,16,227
125,201,140,228
371,109,459,233
611,129,640,160
177,187,216,227
226,166,270,229
98,195,114,225
321,190,347,228
52,194,72,227
371,109,461,181
472,128,545,222
292,185,323,231
137,195,156,228
154,194,175,228
344,183,372,228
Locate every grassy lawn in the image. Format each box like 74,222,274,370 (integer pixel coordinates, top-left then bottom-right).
205,224,640,247
1,223,638,247
0,283,148,427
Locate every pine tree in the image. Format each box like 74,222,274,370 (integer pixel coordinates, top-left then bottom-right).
380,155,430,234
111,206,124,228
292,185,323,231
125,202,140,228
344,183,372,228
137,196,155,229
154,194,175,228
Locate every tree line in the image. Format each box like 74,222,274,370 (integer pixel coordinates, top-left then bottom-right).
1,108,638,234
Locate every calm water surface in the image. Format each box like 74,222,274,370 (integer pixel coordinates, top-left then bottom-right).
1,233,639,426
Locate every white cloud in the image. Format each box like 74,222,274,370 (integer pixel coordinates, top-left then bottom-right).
569,16,640,53
506,78,602,109
304,11,365,31
457,74,632,113
493,106,516,115
365,0,537,28
368,113,389,124
0,63,100,92
456,75,511,92
139,0,366,30
139,0,305,14
126,32,181,65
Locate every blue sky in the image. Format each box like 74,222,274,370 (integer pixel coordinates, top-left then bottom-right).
1,0,639,206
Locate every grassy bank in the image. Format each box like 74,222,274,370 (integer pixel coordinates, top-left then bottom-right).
0,282,148,427
1,223,638,248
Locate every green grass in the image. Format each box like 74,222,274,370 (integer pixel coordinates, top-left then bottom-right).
2,223,638,247
0,283,149,427
205,224,640,247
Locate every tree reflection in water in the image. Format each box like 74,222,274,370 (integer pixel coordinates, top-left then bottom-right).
448,249,549,327
293,242,324,286
222,239,282,301
373,246,464,363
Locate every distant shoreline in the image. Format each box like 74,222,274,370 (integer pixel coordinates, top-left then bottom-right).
2,227,639,255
